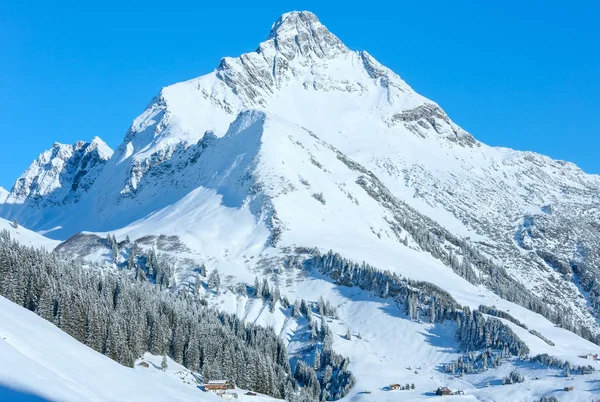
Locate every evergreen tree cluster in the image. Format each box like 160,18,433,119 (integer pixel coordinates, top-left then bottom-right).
294,315,355,401
107,234,119,263
528,329,555,346
207,269,221,291
538,397,559,402
570,258,600,322
502,370,525,385
251,276,285,311
246,276,354,400
530,354,594,375
457,308,529,356
478,305,528,329
307,249,459,324
399,218,590,342
104,237,174,288
317,296,338,318
0,231,308,400
445,348,504,375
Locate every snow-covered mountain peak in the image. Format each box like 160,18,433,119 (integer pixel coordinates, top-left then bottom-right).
269,11,319,34
120,10,430,160
0,187,7,203
5,12,600,401
265,11,349,61
3,138,113,205
90,136,114,159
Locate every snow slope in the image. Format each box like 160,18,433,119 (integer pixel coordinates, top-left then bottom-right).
0,295,280,402
0,218,58,251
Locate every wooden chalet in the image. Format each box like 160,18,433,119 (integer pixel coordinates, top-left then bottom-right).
204,380,231,392
436,387,452,396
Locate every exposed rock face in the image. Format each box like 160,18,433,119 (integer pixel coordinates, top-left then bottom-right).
390,103,477,146
3,138,112,206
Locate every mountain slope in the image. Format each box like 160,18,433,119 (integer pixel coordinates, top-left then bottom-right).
0,218,59,251
0,295,279,402
2,10,600,401
0,138,113,235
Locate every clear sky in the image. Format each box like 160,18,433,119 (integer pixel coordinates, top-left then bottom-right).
1,1,598,189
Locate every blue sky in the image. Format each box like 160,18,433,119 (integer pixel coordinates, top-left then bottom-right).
1,1,598,189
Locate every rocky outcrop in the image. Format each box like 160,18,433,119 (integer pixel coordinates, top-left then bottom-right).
4,137,112,206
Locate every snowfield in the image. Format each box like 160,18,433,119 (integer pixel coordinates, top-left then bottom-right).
1,10,600,402
0,217,59,251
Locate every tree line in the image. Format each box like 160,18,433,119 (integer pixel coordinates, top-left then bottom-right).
297,249,534,363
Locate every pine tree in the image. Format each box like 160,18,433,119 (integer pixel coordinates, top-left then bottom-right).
194,273,202,296
208,269,221,291
254,276,262,297
161,355,168,371
273,286,281,307
12,218,18,229
313,349,321,371
112,237,119,263
127,246,136,270
292,300,301,318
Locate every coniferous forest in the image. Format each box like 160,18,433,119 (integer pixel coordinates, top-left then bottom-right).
0,231,316,400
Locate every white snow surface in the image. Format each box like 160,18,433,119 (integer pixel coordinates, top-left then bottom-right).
0,295,279,402
0,217,59,250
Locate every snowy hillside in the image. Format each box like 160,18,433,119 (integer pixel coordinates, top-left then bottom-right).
2,9,600,401
0,296,279,402
0,217,58,250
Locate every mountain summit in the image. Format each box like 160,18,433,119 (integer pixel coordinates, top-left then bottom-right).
266,11,349,60
2,10,600,352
